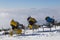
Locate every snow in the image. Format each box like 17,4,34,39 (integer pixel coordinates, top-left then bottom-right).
0,26,60,40
0,32,60,40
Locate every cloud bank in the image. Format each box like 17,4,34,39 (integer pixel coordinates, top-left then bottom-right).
0,8,60,29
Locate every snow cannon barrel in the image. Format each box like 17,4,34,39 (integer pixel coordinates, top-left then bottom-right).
45,16,55,24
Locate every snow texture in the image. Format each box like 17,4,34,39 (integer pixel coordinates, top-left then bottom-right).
0,26,60,40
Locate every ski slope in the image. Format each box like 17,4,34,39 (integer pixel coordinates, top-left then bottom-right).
0,26,60,40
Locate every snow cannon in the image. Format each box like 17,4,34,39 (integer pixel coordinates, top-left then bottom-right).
45,16,55,24
10,19,24,36
28,24,40,29
10,19,17,27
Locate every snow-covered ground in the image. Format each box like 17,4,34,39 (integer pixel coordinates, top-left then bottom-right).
0,26,60,40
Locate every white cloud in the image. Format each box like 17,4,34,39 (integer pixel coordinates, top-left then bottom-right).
0,8,60,29
0,12,9,17
0,12,10,29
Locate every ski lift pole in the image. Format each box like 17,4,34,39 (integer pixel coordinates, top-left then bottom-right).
42,25,44,32
32,25,34,33
24,26,26,34
52,16,56,29
55,21,57,30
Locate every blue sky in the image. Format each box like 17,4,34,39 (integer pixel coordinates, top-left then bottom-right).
0,0,60,9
